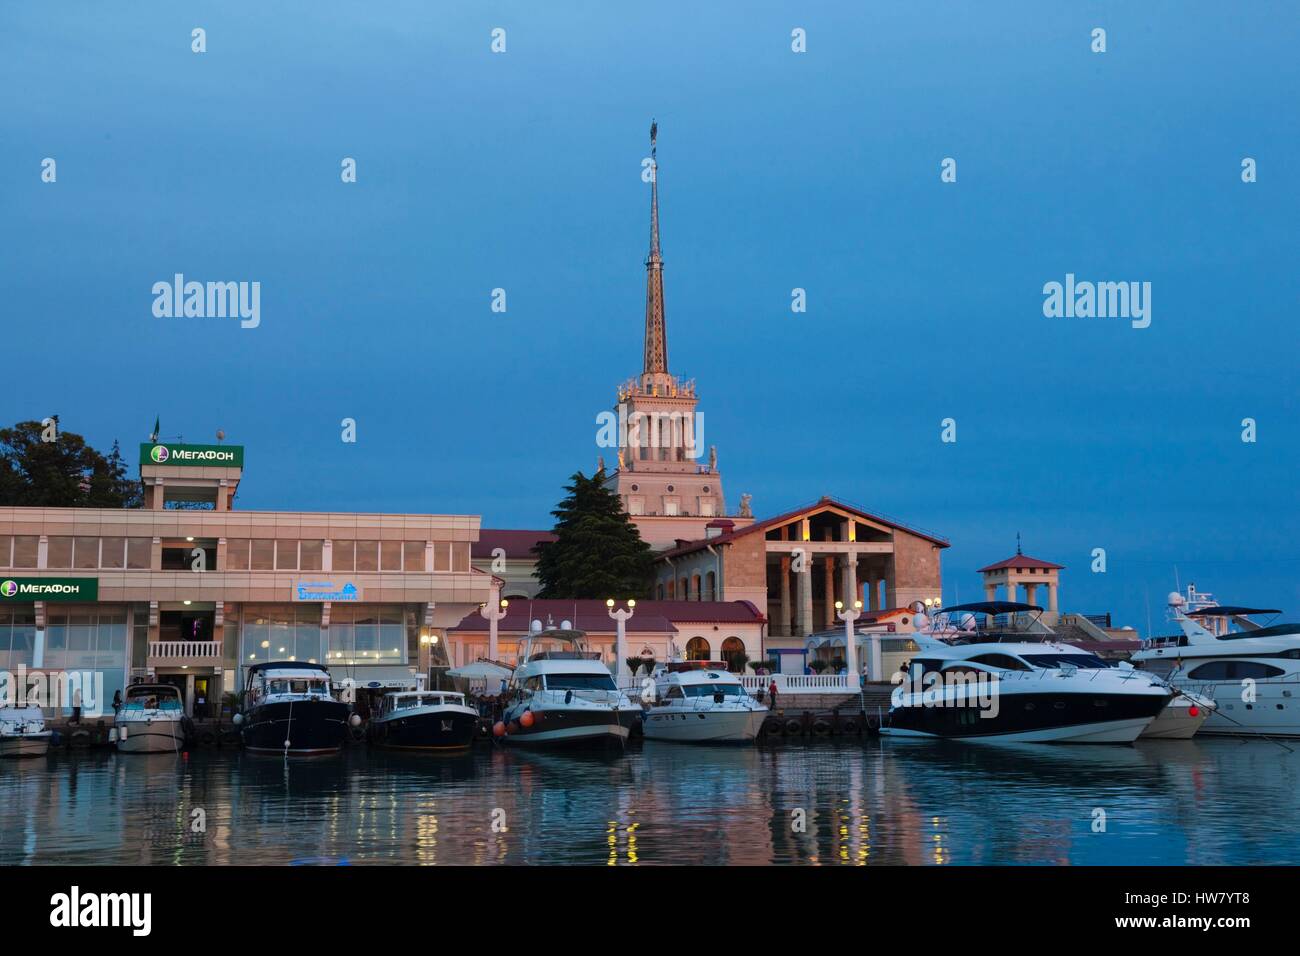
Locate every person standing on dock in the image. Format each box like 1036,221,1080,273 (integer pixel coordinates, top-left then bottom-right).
768,679,779,710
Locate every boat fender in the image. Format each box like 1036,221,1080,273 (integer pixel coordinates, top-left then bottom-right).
520,710,535,728
492,721,506,738
812,718,833,736
784,718,804,736
761,716,783,736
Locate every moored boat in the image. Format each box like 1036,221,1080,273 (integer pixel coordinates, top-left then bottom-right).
0,706,52,757
114,684,190,754
641,661,767,743
498,620,641,749
371,689,478,751
237,661,351,755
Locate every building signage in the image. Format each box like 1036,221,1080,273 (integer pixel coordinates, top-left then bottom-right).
0,577,99,603
293,580,362,602
139,443,244,467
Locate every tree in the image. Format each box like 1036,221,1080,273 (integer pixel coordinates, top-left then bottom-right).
0,421,142,508
534,468,656,599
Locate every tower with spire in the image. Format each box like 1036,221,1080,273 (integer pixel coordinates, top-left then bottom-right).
603,121,732,550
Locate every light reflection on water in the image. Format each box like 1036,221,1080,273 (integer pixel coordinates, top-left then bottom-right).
0,738,1295,865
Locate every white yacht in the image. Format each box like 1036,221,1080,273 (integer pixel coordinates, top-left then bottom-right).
642,661,767,743
882,602,1173,743
498,620,641,748
1131,588,1300,737
114,683,190,754
0,706,52,757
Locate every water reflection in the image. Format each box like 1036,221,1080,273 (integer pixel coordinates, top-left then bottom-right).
0,738,1296,865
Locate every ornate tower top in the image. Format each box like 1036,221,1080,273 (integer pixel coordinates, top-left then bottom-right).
642,119,670,387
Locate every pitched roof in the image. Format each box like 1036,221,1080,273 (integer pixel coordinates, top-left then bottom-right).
449,598,765,635
655,495,949,559
471,529,556,560
977,554,1065,572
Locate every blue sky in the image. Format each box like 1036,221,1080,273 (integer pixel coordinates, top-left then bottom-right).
3,2,1297,631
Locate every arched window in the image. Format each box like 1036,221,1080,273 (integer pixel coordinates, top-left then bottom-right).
679,577,690,600
685,636,711,660
691,574,702,601
705,571,717,601
721,637,746,672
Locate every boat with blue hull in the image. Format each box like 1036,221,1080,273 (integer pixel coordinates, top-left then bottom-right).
237,661,351,756
371,690,479,751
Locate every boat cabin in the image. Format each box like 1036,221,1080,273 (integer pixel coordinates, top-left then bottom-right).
378,690,468,716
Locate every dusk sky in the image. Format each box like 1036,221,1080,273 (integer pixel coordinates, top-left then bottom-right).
4,2,1296,631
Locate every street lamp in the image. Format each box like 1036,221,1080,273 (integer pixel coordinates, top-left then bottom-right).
479,595,508,663
835,599,865,687
607,598,636,684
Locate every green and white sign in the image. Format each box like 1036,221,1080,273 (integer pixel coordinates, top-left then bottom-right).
0,577,99,602
140,443,244,467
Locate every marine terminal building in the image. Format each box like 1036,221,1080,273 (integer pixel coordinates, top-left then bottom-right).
0,442,493,717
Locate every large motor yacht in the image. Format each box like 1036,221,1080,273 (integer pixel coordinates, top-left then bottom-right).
1131,587,1300,737
882,602,1173,743
236,661,352,755
641,661,767,744
498,620,641,748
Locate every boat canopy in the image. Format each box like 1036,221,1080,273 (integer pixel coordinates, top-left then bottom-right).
941,601,1043,616
1187,606,1280,617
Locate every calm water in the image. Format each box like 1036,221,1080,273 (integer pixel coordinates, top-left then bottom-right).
1,737,1296,865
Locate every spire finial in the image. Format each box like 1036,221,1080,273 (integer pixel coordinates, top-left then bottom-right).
642,119,668,378
1016,532,1022,556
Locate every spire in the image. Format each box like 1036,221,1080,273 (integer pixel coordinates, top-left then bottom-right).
642,119,668,379
1016,532,1022,556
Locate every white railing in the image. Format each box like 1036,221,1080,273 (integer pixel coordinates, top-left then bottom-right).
148,641,222,660
739,674,854,693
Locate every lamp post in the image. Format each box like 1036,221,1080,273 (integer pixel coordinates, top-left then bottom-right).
835,599,864,687
606,598,636,685
479,594,509,663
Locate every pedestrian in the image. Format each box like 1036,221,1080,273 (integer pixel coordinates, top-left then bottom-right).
768,679,779,710
112,689,122,718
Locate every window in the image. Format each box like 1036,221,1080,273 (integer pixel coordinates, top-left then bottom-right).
326,605,408,665
101,537,126,569
0,536,10,567
332,540,355,572
1187,660,1286,681
544,674,617,691
236,604,322,664
664,498,679,516
125,538,151,570
628,496,645,516
1020,653,1109,670
432,542,450,572
250,539,275,571
355,540,379,572
403,540,426,571
380,541,402,571
300,539,323,571
41,607,129,714
73,537,99,569
46,537,73,568
451,542,470,573
684,683,745,698
226,539,250,570
276,540,298,571
12,536,38,568
685,636,711,660
721,636,745,671
700,498,715,517
969,654,1031,671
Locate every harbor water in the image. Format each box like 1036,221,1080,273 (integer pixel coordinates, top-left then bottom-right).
1,738,1296,865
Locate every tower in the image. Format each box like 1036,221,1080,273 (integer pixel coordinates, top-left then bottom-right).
603,122,729,549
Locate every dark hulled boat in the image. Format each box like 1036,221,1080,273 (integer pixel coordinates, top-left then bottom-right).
238,661,351,755
370,690,479,751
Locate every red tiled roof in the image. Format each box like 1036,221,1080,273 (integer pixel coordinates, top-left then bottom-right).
471,529,556,559
449,598,765,634
977,554,1065,572
656,495,949,559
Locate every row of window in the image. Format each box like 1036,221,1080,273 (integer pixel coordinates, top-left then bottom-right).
659,571,718,601
0,534,470,573
232,604,441,667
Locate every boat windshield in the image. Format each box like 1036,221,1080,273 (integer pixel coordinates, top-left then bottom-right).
1020,653,1110,670
683,683,745,698
267,679,330,696
544,674,617,691
123,697,182,711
